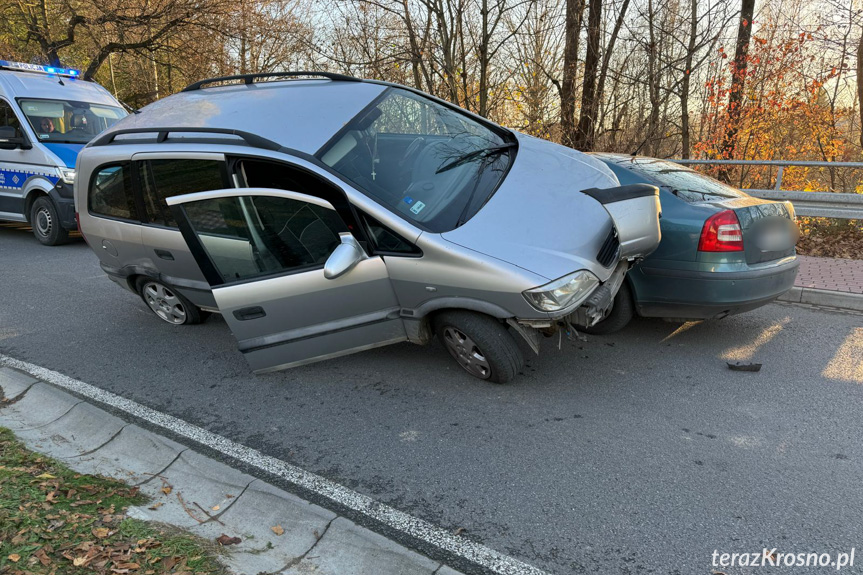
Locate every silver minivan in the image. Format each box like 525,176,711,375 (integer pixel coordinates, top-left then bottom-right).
76,72,661,382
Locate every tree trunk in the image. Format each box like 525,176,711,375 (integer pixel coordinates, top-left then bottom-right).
561,0,585,148
573,0,603,150
857,33,863,149
478,0,490,117
680,0,697,159
721,0,755,160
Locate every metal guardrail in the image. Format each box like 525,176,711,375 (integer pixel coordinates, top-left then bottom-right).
672,159,863,219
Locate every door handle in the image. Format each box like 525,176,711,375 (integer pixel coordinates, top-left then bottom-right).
155,249,174,261
233,306,267,321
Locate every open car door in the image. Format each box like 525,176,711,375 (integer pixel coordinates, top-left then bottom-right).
166,188,406,373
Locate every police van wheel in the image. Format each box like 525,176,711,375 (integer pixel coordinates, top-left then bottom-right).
31,196,69,246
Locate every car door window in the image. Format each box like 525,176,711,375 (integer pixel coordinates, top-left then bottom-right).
89,163,138,221
182,195,348,283
0,100,22,133
139,159,228,227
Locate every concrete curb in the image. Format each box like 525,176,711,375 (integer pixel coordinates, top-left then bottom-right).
0,367,464,575
778,287,863,312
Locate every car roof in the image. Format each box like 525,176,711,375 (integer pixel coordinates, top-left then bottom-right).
100,79,390,154
0,70,119,106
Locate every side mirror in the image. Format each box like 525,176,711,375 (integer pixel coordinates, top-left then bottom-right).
324,234,365,280
0,126,31,150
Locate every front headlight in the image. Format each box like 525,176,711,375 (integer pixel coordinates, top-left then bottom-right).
59,168,76,185
523,270,600,312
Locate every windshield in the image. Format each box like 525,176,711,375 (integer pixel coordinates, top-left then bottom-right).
316,88,513,232
618,157,748,203
19,98,126,144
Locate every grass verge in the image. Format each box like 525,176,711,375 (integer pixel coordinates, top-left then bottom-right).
0,427,227,574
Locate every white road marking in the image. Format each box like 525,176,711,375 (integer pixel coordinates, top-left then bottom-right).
0,354,549,575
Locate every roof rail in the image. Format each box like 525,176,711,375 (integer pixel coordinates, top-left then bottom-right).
90,127,282,151
182,71,362,92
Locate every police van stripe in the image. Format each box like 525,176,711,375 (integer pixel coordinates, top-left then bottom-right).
0,164,59,190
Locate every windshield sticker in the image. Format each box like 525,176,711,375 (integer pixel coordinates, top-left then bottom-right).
404,196,414,205
410,201,426,215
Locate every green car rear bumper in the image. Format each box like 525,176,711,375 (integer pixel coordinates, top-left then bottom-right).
629,256,799,320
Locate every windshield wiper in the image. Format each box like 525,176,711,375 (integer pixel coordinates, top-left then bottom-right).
435,142,516,174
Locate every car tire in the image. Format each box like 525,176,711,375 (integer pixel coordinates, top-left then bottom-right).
30,196,69,246
434,311,524,383
136,277,207,325
582,282,635,335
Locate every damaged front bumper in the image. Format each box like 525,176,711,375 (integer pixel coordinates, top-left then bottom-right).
511,260,629,354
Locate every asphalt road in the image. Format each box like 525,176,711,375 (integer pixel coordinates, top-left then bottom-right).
2,225,862,574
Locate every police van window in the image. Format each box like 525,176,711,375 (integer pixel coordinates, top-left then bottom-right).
89,164,138,221
0,100,21,132
139,159,228,227
19,99,125,144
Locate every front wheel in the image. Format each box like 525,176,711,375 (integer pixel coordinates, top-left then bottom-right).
434,311,524,383
30,196,69,246
136,278,207,325
581,282,635,335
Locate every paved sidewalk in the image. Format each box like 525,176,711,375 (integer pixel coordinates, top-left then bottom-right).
795,255,863,294
778,255,863,312
0,367,463,575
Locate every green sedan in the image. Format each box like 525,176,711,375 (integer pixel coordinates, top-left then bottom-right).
587,153,800,333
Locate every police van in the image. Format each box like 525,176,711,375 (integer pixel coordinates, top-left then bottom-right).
0,61,126,245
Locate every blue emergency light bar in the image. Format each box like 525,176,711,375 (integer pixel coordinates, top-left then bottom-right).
0,60,81,77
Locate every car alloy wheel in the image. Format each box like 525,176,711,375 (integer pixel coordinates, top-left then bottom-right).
142,281,188,325
442,326,492,380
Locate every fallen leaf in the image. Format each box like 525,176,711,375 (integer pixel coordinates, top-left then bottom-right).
7,554,20,562
35,473,56,479
161,486,172,496
147,502,163,511
34,548,51,566
271,525,284,536
70,500,96,507
215,534,241,546
211,505,220,511
92,527,110,538
73,556,88,567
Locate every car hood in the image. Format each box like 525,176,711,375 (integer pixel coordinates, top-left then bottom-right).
442,133,619,282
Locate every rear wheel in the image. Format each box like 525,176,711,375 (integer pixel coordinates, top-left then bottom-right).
136,278,206,325
582,282,635,335
30,196,69,246
434,311,524,383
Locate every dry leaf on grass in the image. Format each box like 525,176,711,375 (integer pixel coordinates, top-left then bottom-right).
7,554,20,562
271,525,284,536
92,527,111,538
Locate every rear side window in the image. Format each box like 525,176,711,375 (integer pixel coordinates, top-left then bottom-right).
139,159,228,227
89,164,138,220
